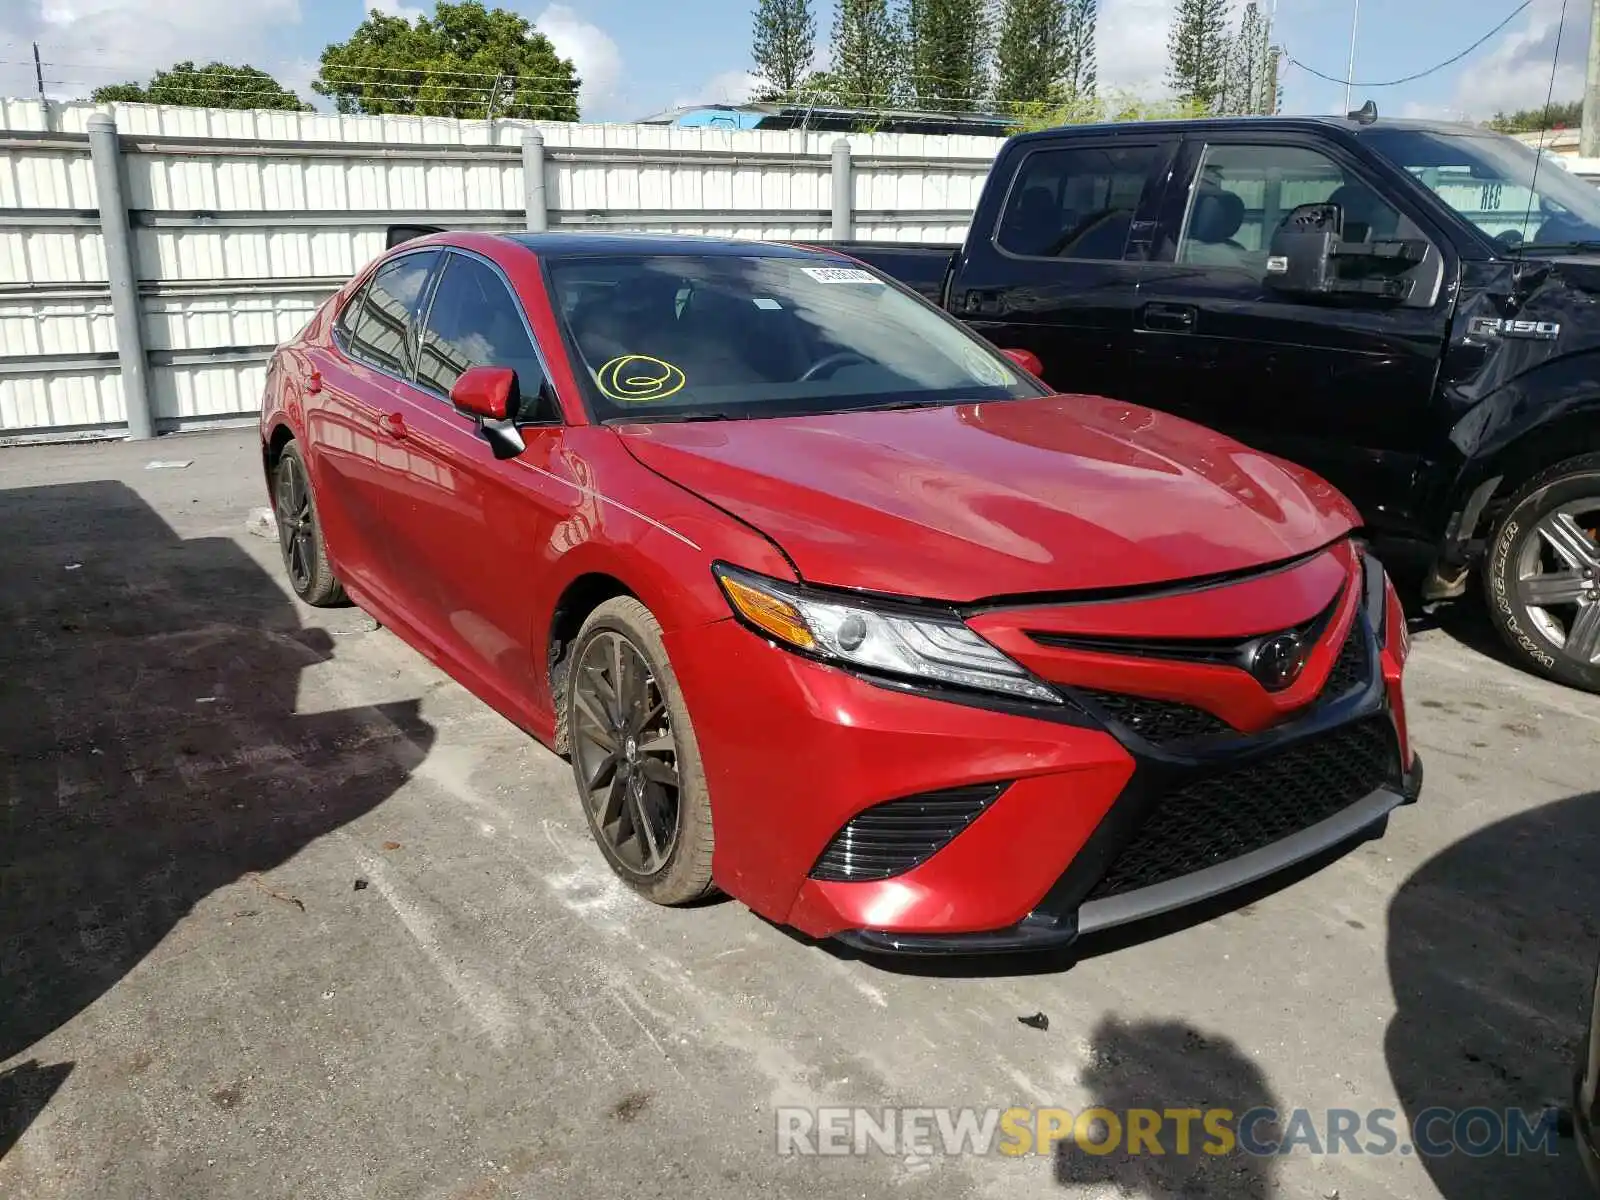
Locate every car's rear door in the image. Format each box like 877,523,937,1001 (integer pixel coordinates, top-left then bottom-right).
1126,131,1455,536
945,132,1180,400
306,249,440,599
374,247,573,726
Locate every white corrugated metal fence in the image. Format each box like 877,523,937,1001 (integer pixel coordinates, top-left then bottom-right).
0,99,1000,441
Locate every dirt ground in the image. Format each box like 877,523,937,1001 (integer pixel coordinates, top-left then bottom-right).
1,430,1596,1199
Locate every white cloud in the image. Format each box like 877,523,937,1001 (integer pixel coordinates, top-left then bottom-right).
534,3,623,120
673,69,762,109
1096,0,1178,99
371,0,428,22
1448,0,1589,118
1,0,302,101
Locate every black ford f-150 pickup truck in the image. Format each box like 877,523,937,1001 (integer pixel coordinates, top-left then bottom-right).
837,113,1600,694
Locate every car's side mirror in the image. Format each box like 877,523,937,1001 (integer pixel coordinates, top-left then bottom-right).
1266,202,1426,304
999,347,1044,377
451,366,527,460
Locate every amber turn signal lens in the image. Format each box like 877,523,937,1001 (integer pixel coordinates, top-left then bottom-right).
721,576,815,650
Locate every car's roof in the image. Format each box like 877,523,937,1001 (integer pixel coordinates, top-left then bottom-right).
1008,114,1495,146
502,232,843,259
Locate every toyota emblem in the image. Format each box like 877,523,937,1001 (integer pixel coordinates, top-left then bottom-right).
1251,632,1308,691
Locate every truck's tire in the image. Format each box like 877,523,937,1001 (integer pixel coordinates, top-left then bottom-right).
1482,453,1600,693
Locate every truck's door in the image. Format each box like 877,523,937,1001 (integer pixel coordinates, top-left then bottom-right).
1128,130,1455,538
948,133,1180,401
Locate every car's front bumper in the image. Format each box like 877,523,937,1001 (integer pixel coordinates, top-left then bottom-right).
837,756,1421,954
667,562,1415,952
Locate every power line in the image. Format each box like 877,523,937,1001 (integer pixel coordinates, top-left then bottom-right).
1284,1,1531,89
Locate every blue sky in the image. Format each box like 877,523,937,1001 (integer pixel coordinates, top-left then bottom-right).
0,0,1586,124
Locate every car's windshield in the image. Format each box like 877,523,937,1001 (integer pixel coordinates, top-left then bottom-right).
545,253,1045,422
1363,127,1600,251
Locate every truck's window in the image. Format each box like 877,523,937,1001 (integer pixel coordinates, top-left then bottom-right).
1177,143,1408,279
1362,128,1600,251
995,145,1160,261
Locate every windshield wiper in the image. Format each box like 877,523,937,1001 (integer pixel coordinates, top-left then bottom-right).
1517,240,1600,253
852,399,952,412
609,410,741,424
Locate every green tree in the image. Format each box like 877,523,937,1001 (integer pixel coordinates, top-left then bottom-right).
905,0,991,112
994,0,1069,108
1219,1,1273,115
752,0,817,98
89,62,309,110
316,2,580,121
826,0,903,107
1489,99,1583,133
1167,0,1230,112
1062,0,1097,103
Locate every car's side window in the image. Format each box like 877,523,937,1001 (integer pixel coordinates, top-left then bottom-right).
333,279,370,348
416,254,552,423
1176,142,1417,280
995,144,1161,261
346,252,437,377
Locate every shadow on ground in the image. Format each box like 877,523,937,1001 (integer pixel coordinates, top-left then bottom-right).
1053,1017,1283,1197
0,481,432,1158
1386,790,1600,1197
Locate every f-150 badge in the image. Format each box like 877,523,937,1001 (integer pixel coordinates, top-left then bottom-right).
1468,317,1562,340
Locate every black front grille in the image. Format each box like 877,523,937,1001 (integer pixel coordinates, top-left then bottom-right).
1084,716,1400,902
1074,689,1234,746
810,783,1007,882
1068,619,1376,750
1324,620,1372,698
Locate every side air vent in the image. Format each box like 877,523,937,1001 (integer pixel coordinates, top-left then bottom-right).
810,783,1008,882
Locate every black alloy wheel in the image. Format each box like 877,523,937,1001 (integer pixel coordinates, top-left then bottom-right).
272,441,344,607
564,597,716,905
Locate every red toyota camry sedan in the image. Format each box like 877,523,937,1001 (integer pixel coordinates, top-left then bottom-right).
260,230,1421,953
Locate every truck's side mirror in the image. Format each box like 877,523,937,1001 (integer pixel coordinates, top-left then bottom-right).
1264,203,1344,296
1265,202,1427,303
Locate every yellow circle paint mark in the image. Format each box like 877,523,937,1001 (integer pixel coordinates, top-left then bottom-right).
596,355,687,404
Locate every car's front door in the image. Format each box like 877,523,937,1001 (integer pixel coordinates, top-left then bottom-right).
1128,133,1456,537
374,248,573,728
948,135,1180,400
305,250,439,598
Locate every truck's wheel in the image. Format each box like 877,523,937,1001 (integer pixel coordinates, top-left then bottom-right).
1482,453,1600,693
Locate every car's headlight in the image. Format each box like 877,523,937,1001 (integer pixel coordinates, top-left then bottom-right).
713,564,1060,704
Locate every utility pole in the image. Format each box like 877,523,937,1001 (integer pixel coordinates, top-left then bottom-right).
1583,0,1600,156
1344,0,1361,113
33,41,48,127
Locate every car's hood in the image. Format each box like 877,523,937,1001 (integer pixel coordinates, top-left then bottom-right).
617,395,1359,602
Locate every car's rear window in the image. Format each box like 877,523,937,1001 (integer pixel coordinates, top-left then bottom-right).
544,254,1045,422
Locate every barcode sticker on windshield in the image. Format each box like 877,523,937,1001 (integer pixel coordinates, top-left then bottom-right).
801,266,883,284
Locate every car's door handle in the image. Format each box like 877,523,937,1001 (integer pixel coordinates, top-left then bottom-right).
1141,302,1198,333
380,412,409,440
306,370,323,395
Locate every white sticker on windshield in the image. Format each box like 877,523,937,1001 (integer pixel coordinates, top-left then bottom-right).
801,266,883,284
752,297,782,310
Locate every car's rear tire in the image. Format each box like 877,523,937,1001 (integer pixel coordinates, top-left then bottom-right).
565,597,715,905
1482,452,1600,693
272,441,346,608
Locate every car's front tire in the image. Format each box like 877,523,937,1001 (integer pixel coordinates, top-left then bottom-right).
565,597,716,905
272,440,346,608
1483,453,1600,693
